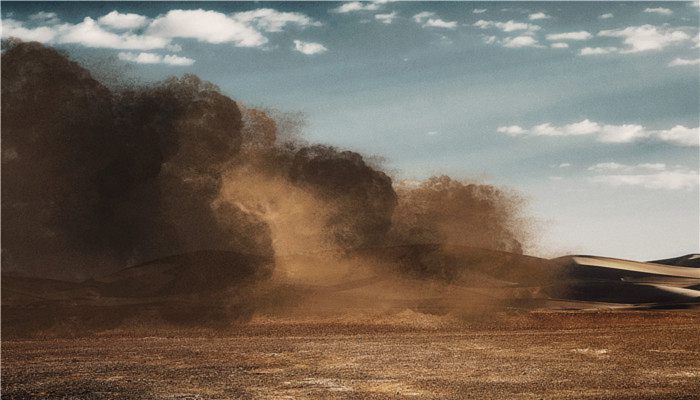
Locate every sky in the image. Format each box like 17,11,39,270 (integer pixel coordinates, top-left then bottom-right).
2,1,699,261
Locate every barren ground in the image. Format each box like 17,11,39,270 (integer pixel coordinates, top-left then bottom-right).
3,311,700,399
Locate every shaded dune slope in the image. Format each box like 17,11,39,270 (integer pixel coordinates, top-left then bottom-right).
4,246,699,337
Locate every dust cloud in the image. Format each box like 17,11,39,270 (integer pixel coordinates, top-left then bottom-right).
1,41,536,331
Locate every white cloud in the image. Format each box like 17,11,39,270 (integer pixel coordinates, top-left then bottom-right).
565,119,602,135
588,164,697,190
98,11,149,30
473,9,487,14
532,123,560,136
668,57,700,67
29,11,60,24
145,8,319,48
497,120,698,146
162,54,196,66
413,11,434,23
644,7,673,15
631,163,667,171
147,9,267,47
499,20,540,33
656,126,700,146
474,20,544,50
426,131,439,136
331,2,380,13
528,12,551,20
29,11,57,20
3,7,321,57
545,122,646,143
598,124,648,143
588,162,666,173
482,35,498,44
424,19,457,29
118,51,195,66
1,18,58,42
118,51,161,64
557,163,572,168
474,19,540,33
375,11,397,24
293,39,327,55
232,8,321,32
546,31,592,41
167,43,183,52
497,125,527,136
503,35,542,48
57,17,170,50
579,46,618,55
413,12,457,29
599,13,614,19
588,162,625,172
590,171,698,190
528,119,601,136
550,42,569,49
473,20,492,29
598,25,690,53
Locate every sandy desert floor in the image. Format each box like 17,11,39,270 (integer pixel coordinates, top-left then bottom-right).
3,311,700,399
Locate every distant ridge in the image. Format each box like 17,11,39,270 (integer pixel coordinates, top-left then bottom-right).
566,255,700,279
650,254,700,268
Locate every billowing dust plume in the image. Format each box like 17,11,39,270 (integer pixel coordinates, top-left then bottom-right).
1,42,534,330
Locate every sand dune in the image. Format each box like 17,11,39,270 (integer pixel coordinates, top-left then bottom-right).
651,254,700,268
568,255,700,278
3,247,699,337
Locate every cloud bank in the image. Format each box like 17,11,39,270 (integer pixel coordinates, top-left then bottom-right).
1,8,324,60
497,120,699,147
588,163,697,190
598,25,690,53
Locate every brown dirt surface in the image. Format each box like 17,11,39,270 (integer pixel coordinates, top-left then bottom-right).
2,311,700,399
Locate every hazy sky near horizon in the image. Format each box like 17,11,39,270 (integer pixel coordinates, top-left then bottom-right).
2,1,699,260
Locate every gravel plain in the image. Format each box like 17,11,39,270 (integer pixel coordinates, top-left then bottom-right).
3,311,700,399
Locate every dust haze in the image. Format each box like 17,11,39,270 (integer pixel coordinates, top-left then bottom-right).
2,41,536,332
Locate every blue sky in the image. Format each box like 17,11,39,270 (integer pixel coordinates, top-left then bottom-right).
2,1,699,260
